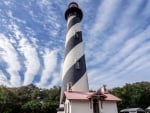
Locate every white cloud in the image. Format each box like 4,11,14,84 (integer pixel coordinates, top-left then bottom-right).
4,0,12,6
89,0,121,39
18,38,40,85
113,42,150,73
47,72,61,88
103,1,145,51
141,0,150,16
38,0,50,6
0,34,21,86
121,54,150,75
7,21,41,86
0,71,10,86
0,0,150,89
101,25,150,71
36,48,58,88
84,0,150,88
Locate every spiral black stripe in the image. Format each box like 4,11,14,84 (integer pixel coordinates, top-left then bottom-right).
63,55,86,86
64,31,82,58
60,17,87,103
60,55,86,102
67,17,80,31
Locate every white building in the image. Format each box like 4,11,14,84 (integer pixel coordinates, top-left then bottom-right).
62,86,121,113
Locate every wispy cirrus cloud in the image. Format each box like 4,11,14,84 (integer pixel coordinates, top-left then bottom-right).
0,0,150,89
0,0,64,88
19,38,40,86
0,70,10,86
100,25,150,72
85,0,150,88
0,34,21,86
36,48,58,88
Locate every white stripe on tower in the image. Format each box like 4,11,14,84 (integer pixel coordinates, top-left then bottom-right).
71,72,89,91
60,2,89,104
67,15,75,27
62,42,84,78
65,23,81,47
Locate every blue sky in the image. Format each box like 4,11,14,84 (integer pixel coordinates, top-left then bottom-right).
0,0,150,89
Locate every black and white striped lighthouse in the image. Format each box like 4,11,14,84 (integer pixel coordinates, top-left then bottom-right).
60,2,89,104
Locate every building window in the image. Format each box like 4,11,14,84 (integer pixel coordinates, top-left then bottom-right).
75,32,79,39
75,61,80,69
74,31,79,39
67,82,72,91
65,103,67,113
67,103,70,113
93,99,99,113
89,99,92,109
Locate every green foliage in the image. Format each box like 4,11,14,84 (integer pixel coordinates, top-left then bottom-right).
21,100,41,113
0,82,150,113
110,81,150,110
0,84,60,113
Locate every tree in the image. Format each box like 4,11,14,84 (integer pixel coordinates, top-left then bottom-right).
21,100,41,113
0,84,61,113
110,82,150,110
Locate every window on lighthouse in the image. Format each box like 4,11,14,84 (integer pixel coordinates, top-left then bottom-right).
74,31,79,39
75,58,80,69
75,61,80,69
69,12,77,17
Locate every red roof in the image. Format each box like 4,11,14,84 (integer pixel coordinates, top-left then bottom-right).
64,91,94,100
103,93,121,101
64,91,121,101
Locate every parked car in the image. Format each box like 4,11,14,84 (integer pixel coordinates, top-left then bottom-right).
120,108,145,113
145,106,150,113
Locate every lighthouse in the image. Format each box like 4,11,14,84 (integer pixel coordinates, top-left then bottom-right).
60,2,89,104
57,2,121,113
